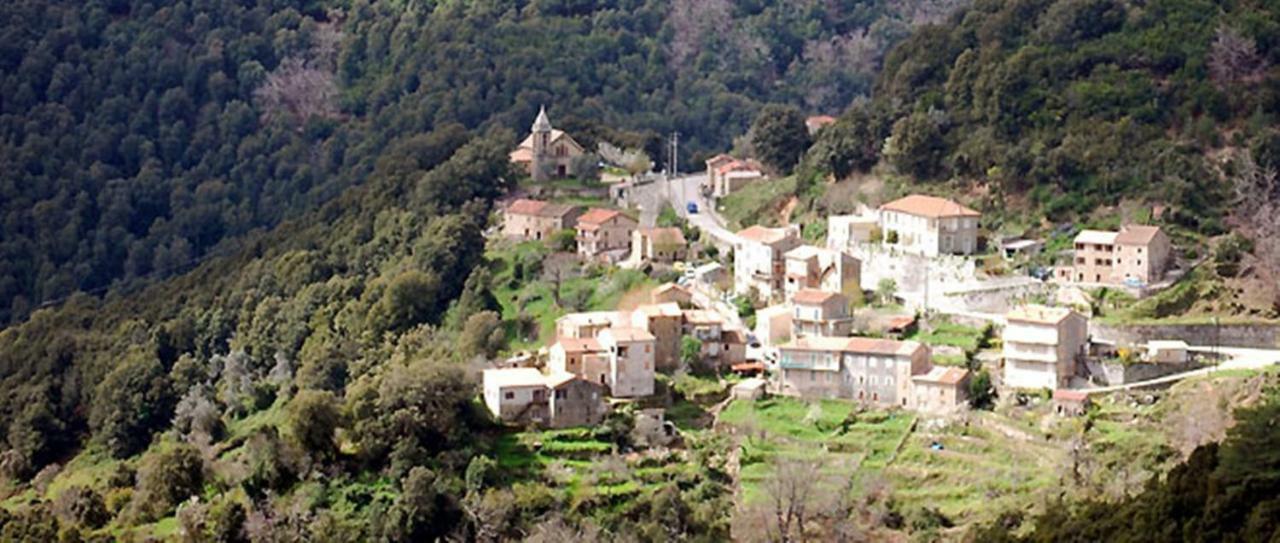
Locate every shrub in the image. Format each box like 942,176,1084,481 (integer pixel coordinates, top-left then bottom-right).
53,486,110,529
132,442,205,521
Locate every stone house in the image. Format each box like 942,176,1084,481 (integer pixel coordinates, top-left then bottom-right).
510,106,586,181
630,303,684,370
791,289,853,338
705,154,766,198
549,329,656,399
631,227,687,263
502,198,581,243
681,309,747,368
734,225,802,300
482,368,606,428
1002,305,1088,390
1061,225,1171,286
910,366,971,414
879,195,980,257
777,336,930,408
650,282,693,306
576,208,638,261
555,311,625,339
783,245,861,303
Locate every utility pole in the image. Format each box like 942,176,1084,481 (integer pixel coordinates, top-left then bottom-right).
669,131,683,208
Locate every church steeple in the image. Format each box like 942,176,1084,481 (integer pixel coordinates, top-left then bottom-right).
532,105,552,133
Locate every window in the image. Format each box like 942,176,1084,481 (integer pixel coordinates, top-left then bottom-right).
555,390,566,399
504,392,514,400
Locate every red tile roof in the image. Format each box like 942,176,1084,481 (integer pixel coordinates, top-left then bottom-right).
792,289,840,305
914,366,969,385
880,195,979,218
1053,389,1090,402
578,208,621,225
1114,224,1162,245
737,225,795,245
507,198,547,215
556,338,602,353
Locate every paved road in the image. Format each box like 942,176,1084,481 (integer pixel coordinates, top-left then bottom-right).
1083,345,1280,394
627,172,742,249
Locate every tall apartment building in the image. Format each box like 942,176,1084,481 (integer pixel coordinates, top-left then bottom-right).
1002,305,1088,390
734,225,802,300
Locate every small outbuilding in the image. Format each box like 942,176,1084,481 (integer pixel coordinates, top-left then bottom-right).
732,377,768,401
1052,389,1092,417
1146,340,1189,364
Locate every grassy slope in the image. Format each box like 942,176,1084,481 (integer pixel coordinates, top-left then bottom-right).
717,177,798,230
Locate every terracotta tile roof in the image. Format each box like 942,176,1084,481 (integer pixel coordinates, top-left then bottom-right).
737,225,795,245
806,115,837,128
682,309,723,325
913,366,969,385
556,337,602,353
579,208,621,225
880,195,979,218
599,327,655,342
545,371,581,388
640,227,686,245
507,198,547,215
1006,304,1079,325
782,336,860,352
886,315,917,331
1115,224,1163,245
845,336,923,357
792,288,840,305
1053,389,1090,402
705,153,737,168
635,303,683,318
731,361,766,373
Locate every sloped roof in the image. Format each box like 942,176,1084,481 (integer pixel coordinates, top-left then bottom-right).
880,195,980,218
514,129,582,152
792,288,840,305
599,327,655,342
913,366,969,385
682,309,723,325
1053,389,1090,402
635,303,683,318
484,368,548,388
1006,304,1080,325
1074,230,1118,245
785,245,827,260
640,227,687,245
705,153,737,168
578,208,635,227
555,337,603,353
1115,224,1163,245
845,337,923,357
737,225,795,245
507,198,547,215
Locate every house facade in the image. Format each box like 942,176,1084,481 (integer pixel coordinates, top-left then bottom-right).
482,368,605,428
502,198,581,243
549,329,656,399
911,366,971,414
777,336,930,408
510,106,586,181
734,225,802,300
681,309,747,368
783,245,861,303
1060,225,1171,286
791,289,853,338
631,227,688,263
630,303,684,370
705,154,765,198
1002,305,1088,390
650,282,693,306
576,208,638,261
879,195,980,257
826,214,877,254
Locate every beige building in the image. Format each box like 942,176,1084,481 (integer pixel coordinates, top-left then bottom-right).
705,154,766,198
502,199,581,243
1062,225,1171,286
791,289,853,338
576,208,638,261
911,366,970,414
630,303,684,370
879,195,980,257
549,329,656,398
777,336,930,407
734,225,802,300
510,106,586,181
1002,305,1088,390
631,227,687,263
482,368,606,428
754,304,794,346
826,214,878,253
681,309,747,368
555,311,625,340
783,245,861,302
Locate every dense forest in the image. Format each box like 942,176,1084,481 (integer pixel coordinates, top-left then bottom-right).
806,0,1280,235
2,0,1280,540
0,0,956,326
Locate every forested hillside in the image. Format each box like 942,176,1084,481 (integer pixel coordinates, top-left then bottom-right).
0,0,957,326
808,0,1279,235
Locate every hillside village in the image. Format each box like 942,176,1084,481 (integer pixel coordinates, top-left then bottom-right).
481,108,1278,434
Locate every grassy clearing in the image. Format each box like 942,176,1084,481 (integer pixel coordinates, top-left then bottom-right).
719,397,914,504
908,320,987,352
718,176,798,230
487,240,655,349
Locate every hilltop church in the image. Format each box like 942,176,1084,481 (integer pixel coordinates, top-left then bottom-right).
509,106,586,181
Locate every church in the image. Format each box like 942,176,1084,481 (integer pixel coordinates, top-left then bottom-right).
509,106,586,181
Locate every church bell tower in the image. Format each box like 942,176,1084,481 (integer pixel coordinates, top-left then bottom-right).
531,105,552,182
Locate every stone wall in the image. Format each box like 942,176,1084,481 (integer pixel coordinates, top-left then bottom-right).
1090,322,1280,349
1084,359,1203,386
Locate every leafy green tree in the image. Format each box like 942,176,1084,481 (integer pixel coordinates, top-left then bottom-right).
749,105,812,174
286,390,342,462
90,350,176,458
967,369,995,410
460,311,506,359
886,110,946,179
133,443,204,521
805,104,883,179
680,336,704,369
372,270,443,334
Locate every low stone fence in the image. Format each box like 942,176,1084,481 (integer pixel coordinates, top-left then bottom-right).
1090,322,1280,349
1084,359,1204,386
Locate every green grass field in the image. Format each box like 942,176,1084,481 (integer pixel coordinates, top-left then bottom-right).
718,176,798,230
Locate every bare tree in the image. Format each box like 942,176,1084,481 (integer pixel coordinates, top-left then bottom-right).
1232,151,1280,307
764,457,824,542
253,56,340,126
1209,25,1265,87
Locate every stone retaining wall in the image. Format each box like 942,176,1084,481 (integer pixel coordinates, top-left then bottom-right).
1090,322,1280,349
